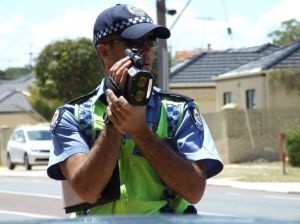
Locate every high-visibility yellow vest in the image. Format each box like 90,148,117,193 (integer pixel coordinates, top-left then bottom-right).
73,92,192,215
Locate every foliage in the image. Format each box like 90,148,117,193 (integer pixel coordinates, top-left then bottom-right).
4,67,32,79
151,46,173,86
286,127,300,167
35,37,103,103
152,47,158,84
27,86,61,121
268,19,300,46
0,70,6,78
269,68,300,94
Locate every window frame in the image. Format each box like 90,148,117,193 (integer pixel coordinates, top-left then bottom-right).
246,89,256,109
223,91,233,105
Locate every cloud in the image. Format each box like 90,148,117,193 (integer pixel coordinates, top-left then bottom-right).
167,0,300,51
0,9,98,69
0,15,29,67
28,9,94,52
0,15,23,36
241,0,300,47
1,0,300,70
262,0,300,25
166,1,236,51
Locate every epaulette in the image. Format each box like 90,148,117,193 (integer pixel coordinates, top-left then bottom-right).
158,89,194,102
67,88,99,105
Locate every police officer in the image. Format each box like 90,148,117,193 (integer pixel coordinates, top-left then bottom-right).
47,4,223,216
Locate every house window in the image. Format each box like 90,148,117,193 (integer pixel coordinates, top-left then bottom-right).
223,92,232,105
246,89,256,109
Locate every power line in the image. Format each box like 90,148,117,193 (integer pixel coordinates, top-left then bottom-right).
222,0,233,48
169,0,192,30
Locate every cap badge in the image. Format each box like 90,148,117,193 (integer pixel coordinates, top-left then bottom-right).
126,5,146,17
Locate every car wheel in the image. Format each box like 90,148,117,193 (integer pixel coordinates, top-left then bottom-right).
24,154,32,170
7,153,15,170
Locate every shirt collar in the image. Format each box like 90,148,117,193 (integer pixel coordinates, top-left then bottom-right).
91,79,106,105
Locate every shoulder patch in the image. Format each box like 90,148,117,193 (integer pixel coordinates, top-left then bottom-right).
50,108,64,132
190,108,203,130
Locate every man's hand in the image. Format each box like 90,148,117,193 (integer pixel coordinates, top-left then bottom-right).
108,56,131,92
106,89,148,135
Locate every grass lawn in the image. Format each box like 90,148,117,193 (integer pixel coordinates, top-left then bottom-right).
216,161,300,182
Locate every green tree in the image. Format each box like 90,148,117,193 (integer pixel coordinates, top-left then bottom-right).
269,68,300,94
35,37,103,103
5,67,32,79
268,19,300,46
0,70,6,78
151,47,173,86
286,127,300,167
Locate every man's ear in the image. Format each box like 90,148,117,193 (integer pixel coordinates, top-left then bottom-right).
97,44,110,61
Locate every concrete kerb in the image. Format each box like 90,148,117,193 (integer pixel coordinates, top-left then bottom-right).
0,166,48,178
1,166,300,194
207,178,300,194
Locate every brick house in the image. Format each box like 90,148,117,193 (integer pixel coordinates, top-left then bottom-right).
170,42,300,163
0,74,45,165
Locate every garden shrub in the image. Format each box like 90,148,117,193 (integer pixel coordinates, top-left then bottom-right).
286,127,300,167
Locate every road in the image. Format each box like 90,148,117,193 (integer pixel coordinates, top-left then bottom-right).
0,175,68,222
0,172,300,222
196,185,300,220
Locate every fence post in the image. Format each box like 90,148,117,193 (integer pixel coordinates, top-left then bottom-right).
280,133,287,175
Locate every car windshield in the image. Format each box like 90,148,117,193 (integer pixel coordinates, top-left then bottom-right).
27,130,52,141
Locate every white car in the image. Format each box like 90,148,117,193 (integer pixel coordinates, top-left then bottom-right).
6,124,52,170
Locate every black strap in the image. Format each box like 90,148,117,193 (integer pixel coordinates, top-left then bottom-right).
183,205,198,214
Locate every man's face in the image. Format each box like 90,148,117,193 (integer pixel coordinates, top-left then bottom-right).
105,35,156,71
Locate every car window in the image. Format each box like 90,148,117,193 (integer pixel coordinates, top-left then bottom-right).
27,130,52,141
11,131,18,141
12,130,25,142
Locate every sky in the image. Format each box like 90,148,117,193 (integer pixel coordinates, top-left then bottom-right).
0,0,299,70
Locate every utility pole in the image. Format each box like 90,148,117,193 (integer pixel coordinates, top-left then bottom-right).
156,0,169,90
